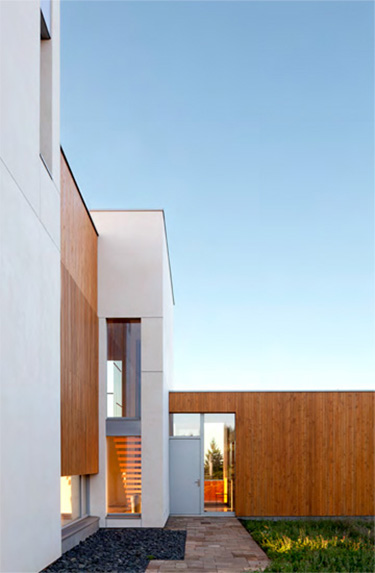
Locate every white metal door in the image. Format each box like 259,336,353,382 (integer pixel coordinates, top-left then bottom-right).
169,438,201,515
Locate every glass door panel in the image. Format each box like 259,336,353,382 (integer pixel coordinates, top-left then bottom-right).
203,414,235,513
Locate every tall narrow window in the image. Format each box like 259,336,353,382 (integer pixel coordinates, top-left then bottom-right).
204,414,235,513
40,0,53,174
107,320,141,418
107,436,142,514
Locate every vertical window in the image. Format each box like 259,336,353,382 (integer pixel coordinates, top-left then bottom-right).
60,475,88,527
107,320,141,418
107,436,142,514
40,1,53,174
204,414,235,513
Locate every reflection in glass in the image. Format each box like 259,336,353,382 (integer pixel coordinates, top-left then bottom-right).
204,414,235,513
107,320,141,418
107,436,142,514
60,475,81,526
169,413,201,437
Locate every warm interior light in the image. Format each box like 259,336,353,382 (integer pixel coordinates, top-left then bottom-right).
107,436,142,514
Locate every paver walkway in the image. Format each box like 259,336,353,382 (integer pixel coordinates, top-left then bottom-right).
146,516,270,572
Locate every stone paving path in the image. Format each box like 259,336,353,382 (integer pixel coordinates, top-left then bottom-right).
146,516,270,572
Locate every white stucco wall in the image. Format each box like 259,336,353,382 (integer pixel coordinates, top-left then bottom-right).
89,318,107,527
90,211,174,528
162,236,174,521
93,211,164,318
0,1,61,571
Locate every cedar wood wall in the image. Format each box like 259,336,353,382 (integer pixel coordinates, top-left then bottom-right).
61,151,99,476
170,391,375,517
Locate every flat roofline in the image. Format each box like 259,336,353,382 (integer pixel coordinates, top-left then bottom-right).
60,146,99,236
169,390,375,393
90,209,165,213
91,209,175,305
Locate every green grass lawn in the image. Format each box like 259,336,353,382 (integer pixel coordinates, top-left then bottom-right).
243,518,375,572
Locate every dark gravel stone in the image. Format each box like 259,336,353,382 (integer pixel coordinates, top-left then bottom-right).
42,528,186,573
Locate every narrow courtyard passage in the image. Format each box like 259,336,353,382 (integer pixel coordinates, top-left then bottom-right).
147,516,270,572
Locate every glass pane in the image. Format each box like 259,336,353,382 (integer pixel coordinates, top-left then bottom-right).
81,476,88,517
61,475,81,526
204,414,235,513
107,320,141,418
169,414,201,437
107,436,142,514
107,360,123,417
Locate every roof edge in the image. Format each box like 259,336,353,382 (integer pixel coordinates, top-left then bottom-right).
90,209,175,305
161,210,175,306
60,146,99,236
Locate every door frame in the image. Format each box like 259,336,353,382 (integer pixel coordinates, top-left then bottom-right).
169,413,236,516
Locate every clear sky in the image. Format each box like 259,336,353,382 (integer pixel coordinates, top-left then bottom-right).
61,0,374,391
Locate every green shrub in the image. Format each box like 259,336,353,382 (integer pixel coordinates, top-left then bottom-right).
243,519,375,572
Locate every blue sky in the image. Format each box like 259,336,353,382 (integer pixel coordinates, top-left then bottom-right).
61,1,374,390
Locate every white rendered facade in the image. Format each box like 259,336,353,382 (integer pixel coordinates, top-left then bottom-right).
90,210,174,528
0,1,61,571
0,2,175,569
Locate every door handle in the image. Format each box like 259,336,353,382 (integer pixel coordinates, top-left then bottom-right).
194,479,201,487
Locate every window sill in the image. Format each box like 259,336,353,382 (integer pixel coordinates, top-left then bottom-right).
106,418,141,436
62,516,99,553
106,417,141,421
106,513,141,519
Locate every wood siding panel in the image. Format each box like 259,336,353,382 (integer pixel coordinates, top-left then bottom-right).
61,151,99,476
169,391,375,517
61,152,97,311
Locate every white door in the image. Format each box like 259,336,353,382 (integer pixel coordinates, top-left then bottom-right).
169,438,201,515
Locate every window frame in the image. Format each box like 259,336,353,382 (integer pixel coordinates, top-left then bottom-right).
106,318,141,421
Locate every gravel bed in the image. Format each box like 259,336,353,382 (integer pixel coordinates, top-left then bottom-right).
42,528,186,573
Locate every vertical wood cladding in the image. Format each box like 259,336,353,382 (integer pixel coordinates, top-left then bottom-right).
61,151,99,476
169,392,375,517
